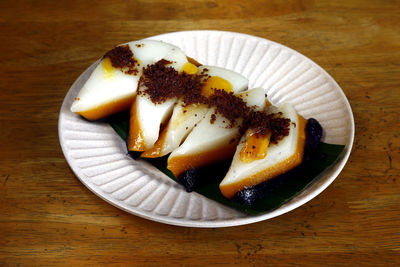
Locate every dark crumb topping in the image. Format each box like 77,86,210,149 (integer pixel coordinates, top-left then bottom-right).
207,89,248,127
137,60,206,104
207,89,291,143
104,45,139,75
210,114,216,124
137,60,291,143
241,110,291,143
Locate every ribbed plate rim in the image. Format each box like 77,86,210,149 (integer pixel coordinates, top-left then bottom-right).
58,30,354,228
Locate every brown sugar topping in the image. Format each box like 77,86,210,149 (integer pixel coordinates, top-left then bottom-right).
205,89,290,143
138,60,291,143
244,110,291,143
137,60,206,104
207,89,248,127
104,45,139,75
210,114,217,124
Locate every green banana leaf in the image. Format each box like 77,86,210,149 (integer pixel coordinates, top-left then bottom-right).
108,112,345,214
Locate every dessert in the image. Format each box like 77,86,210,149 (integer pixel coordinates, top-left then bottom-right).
167,87,266,179
71,39,326,208
70,40,197,120
141,65,249,158
220,103,307,199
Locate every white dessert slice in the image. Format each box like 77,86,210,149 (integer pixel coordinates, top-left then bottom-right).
219,103,307,199
128,95,177,151
140,101,207,157
198,65,249,96
141,65,249,158
167,87,266,178
126,46,200,151
70,40,197,120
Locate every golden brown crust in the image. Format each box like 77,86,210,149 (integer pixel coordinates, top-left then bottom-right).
76,96,134,121
127,100,146,151
220,114,307,199
167,141,238,178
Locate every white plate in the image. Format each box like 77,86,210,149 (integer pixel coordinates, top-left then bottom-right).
59,30,354,227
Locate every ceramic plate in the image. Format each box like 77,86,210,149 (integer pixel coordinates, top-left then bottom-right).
59,30,354,227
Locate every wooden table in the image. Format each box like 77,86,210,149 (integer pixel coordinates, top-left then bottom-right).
1,0,399,266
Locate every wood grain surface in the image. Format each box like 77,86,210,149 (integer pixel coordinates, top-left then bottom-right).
1,0,399,266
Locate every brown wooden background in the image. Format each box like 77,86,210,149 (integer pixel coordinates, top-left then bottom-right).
1,0,399,266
